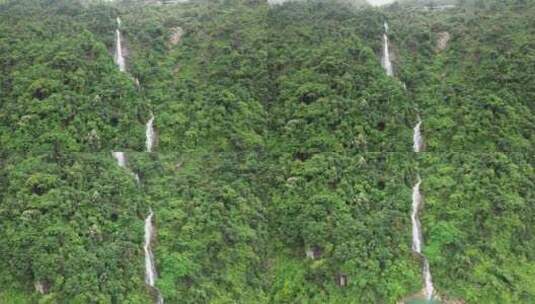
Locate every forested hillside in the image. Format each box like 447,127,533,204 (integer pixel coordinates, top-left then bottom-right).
0,0,533,303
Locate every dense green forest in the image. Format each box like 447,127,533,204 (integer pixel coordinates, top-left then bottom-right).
0,0,533,303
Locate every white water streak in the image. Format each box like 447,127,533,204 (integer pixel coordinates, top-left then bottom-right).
382,22,393,76
144,210,157,286
423,258,434,300
144,210,164,304
411,178,424,254
112,152,126,167
115,17,126,72
411,178,435,299
413,119,423,153
146,113,155,152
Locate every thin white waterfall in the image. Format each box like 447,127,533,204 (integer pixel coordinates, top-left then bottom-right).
115,17,126,72
382,22,394,77
412,126,435,301
413,118,424,153
144,209,164,304
411,178,422,253
144,210,157,286
112,156,163,303
146,113,155,152
110,19,161,302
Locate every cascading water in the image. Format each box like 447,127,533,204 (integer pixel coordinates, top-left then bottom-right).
144,210,157,286
412,122,435,300
144,111,162,303
380,18,435,301
411,178,435,300
112,152,140,183
382,22,394,77
146,113,155,152
144,209,164,304
115,17,126,72
112,151,127,167
413,118,423,153
112,17,161,304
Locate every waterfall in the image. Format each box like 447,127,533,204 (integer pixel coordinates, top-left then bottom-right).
144,210,157,286
115,17,126,72
412,120,435,300
112,157,163,303
423,259,434,301
411,178,424,254
144,209,164,304
144,113,162,303
146,113,155,152
110,19,161,303
411,178,435,300
382,22,394,77
413,119,423,153
112,152,127,167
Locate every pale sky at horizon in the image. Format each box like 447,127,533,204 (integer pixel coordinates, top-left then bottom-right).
366,0,396,6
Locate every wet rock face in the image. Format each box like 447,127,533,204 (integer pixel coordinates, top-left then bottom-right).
169,27,184,45
436,32,450,52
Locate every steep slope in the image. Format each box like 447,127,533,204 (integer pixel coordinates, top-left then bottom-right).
0,154,149,303
0,0,147,152
0,0,534,303
385,0,534,151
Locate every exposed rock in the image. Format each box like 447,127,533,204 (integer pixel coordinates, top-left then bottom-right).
169,27,184,45
305,245,322,259
34,280,49,294
436,32,450,52
286,176,298,183
336,273,348,287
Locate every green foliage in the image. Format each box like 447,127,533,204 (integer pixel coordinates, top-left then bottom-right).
0,0,533,303
0,154,150,303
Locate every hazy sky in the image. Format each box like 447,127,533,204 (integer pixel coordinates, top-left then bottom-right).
366,0,396,6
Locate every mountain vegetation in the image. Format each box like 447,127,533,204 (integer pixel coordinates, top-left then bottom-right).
0,0,533,303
